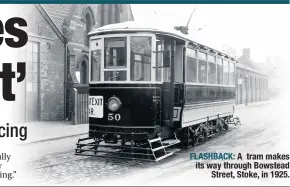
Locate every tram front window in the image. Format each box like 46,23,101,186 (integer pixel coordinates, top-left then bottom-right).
130,36,152,81
91,50,101,81
104,37,127,81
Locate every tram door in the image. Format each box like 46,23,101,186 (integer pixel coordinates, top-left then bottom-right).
158,37,176,128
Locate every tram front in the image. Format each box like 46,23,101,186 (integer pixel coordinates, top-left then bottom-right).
88,31,175,145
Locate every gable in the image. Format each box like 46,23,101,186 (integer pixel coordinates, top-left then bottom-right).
34,4,66,43
41,4,73,35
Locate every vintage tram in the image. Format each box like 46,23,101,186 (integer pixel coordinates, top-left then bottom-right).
75,21,241,161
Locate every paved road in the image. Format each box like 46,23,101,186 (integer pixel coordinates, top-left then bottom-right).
13,101,290,185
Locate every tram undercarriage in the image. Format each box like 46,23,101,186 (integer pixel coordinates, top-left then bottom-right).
75,115,241,162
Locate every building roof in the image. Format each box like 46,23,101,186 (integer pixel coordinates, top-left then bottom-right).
40,4,135,36
236,61,267,77
237,51,267,76
41,4,73,35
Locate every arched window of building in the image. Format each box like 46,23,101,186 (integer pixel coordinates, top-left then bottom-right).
77,55,89,85
80,60,88,84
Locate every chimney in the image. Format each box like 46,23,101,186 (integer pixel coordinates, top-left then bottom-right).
242,48,251,60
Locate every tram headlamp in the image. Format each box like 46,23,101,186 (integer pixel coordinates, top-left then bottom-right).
107,97,122,112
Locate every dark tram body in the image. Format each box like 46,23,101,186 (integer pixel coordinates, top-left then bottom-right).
76,21,240,161
89,83,163,141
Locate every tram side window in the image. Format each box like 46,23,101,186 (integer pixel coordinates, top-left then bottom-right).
90,50,101,81
104,37,127,81
223,60,229,85
198,52,207,84
156,40,163,81
130,36,152,81
186,48,197,83
163,43,171,82
175,45,183,82
217,58,223,84
208,54,216,84
229,62,235,86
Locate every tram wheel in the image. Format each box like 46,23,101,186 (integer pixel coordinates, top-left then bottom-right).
215,124,221,135
223,123,229,131
198,128,207,142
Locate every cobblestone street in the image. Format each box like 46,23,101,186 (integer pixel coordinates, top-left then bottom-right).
13,101,290,186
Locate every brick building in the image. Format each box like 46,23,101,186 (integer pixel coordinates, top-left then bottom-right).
13,4,134,123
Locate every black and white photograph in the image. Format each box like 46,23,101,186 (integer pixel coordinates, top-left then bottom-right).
0,3,289,186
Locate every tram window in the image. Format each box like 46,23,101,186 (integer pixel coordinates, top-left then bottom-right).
104,71,127,81
223,60,229,85
156,41,162,81
217,58,223,84
90,50,101,81
187,48,196,57
198,52,207,84
175,45,183,82
104,37,127,68
198,51,206,60
186,48,197,83
198,52,207,83
208,55,215,63
229,62,235,86
163,43,171,82
208,55,216,84
130,36,152,81
208,63,216,84
198,60,207,83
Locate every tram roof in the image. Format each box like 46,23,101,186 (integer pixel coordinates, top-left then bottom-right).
89,21,238,62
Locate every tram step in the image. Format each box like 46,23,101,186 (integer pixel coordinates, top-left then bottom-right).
152,146,165,152
148,137,161,143
155,152,174,162
162,139,181,146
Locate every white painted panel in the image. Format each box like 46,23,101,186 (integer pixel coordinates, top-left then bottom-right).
182,102,234,127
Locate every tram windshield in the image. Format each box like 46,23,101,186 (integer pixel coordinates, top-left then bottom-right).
104,37,127,81
90,35,153,83
130,36,152,81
